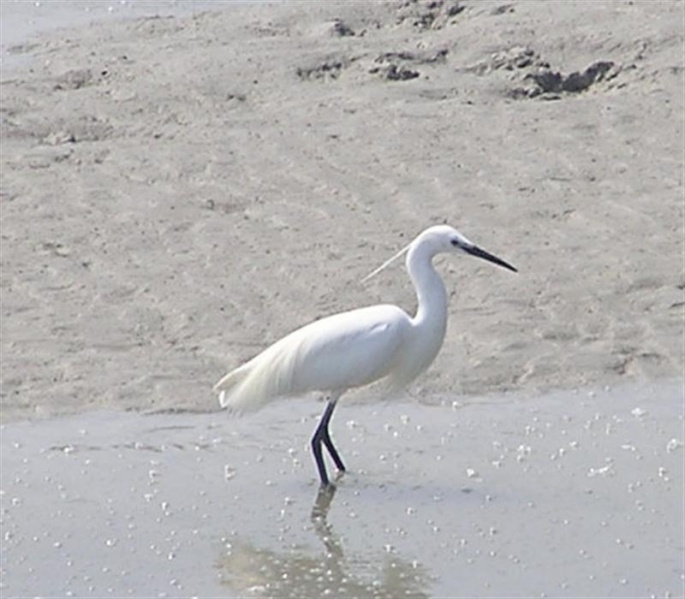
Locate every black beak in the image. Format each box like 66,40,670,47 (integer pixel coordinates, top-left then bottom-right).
464,245,517,273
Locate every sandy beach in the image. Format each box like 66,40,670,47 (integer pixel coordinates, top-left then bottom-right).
1,0,683,596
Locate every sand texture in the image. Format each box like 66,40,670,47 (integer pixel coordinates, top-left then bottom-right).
1,0,684,421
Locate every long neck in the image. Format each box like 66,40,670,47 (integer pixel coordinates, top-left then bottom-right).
406,242,448,335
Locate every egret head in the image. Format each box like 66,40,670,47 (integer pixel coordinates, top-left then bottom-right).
362,224,517,283
411,225,516,272
416,225,472,252
442,226,517,273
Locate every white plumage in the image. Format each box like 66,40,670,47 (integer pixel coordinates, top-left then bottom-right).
215,305,409,411
214,225,517,486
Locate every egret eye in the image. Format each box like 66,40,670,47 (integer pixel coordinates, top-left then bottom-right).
450,238,461,247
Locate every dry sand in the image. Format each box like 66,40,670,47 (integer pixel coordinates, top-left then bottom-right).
1,0,683,420
1,0,684,597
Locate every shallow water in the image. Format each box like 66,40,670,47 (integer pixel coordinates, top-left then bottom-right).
0,0,235,73
1,381,683,597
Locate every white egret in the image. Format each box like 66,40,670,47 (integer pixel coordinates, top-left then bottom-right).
214,225,517,486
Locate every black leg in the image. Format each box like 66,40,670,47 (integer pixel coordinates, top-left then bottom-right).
321,421,346,473
311,397,345,486
311,427,329,486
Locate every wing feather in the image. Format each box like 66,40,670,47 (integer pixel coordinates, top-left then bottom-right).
214,305,410,412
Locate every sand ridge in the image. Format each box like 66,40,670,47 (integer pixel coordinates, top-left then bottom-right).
1,0,683,421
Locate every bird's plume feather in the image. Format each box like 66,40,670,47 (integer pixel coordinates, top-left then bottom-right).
361,242,411,283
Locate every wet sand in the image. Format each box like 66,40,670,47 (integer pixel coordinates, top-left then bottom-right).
1,0,684,596
2,381,683,597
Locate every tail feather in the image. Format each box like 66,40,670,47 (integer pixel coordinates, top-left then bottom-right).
213,337,300,412
213,363,252,409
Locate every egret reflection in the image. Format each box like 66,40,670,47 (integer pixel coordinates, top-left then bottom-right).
217,487,430,598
